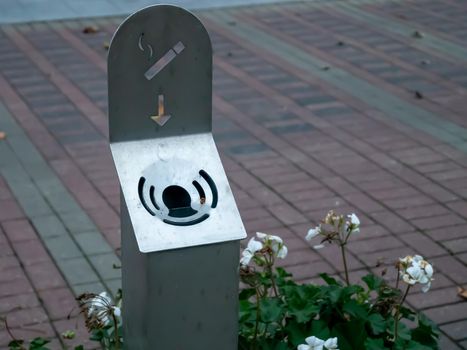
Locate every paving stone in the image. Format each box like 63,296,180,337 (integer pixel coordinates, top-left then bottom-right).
1,219,37,242
430,256,467,285
59,211,97,234
0,199,24,221
5,306,49,327
31,215,68,239
398,232,448,258
0,322,55,348
71,281,106,296
88,253,121,281
12,239,51,266
412,213,466,231
104,278,122,297
424,302,467,325
59,257,100,286
53,316,102,350
426,224,467,242
42,235,83,260
38,287,77,320
443,237,467,254
0,293,40,314
24,261,67,291
0,266,25,283
440,320,467,341
407,287,462,310
74,231,114,255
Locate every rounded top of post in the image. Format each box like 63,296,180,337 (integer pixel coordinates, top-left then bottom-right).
108,5,213,143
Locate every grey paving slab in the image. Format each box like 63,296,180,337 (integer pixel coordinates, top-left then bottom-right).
75,231,114,255
71,281,107,296
31,215,69,239
0,0,300,24
60,257,101,285
104,279,122,296
59,211,99,234
43,235,83,260
0,102,120,294
208,10,467,154
89,253,121,280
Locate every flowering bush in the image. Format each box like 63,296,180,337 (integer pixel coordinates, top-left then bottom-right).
238,211,439,350
6,210,439,350
76,291,122,349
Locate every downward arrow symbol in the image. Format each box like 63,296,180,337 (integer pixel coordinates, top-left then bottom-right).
150,95,171,127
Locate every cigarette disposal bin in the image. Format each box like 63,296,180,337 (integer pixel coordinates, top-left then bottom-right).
108,5,247,349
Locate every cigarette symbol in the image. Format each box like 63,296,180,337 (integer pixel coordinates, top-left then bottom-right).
144,41,185,80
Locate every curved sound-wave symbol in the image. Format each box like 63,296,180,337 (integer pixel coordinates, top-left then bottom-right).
138,170,218,226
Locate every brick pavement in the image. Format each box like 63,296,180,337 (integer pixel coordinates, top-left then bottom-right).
1,0,467,348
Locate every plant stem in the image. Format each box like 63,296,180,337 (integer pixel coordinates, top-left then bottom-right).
253,288,261,350
269,266,279,297
111,311,120,350
340,243,350,286
394,285,411,342
395,265,400,290
266,253,278,297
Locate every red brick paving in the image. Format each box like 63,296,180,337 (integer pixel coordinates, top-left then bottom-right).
0,177,97,349
1,0,467,348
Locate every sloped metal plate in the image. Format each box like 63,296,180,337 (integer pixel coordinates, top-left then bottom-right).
111,134,246,252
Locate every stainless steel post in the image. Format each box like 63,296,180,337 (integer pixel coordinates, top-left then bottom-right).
108,6,246,349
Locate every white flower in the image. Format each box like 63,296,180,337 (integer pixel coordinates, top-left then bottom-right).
88,292,112,317
347,213,360,233
276,244,288,259
298,336,324,350
298,336,339,350
240,237,263,266
113,306,121,318
306,226,321,241
324,337,338,349
84,292,121,326
348,213,360,226
256,232,288,260
399,255,433,292
313,244,325,250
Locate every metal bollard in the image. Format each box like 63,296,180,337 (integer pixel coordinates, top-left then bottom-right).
108,5,246,349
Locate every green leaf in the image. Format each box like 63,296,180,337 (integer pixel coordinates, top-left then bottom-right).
273,342,288,350
275,267,293,280
387,319,411,341
8,339,24,350
61,330,76,340
405,340,433,350
310,319,330,340
364,338,387,350
89,329,104,341
259,298,284,323
367,313,386,335
328,286,343,304
343,299,368,319
74,346,84,350
284,320,311,347
29,338,50,350
320,273,340,286
362,274,383,291
239,299,256,327
30,338,49,346
239,288,256,301
285,284,320,323
333,320,367,350
411,313,439,347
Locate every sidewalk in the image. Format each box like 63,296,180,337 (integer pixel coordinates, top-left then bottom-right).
1,0,467,348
